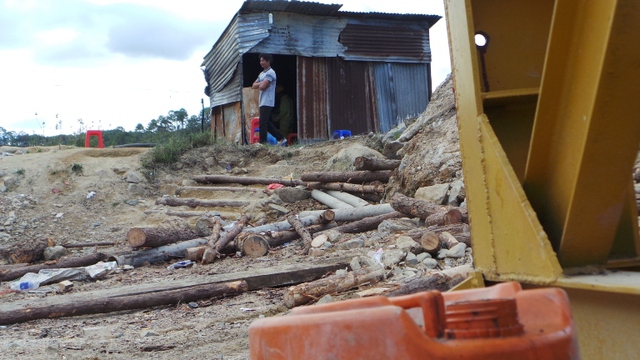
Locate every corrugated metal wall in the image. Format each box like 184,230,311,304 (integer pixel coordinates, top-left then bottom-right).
340,22,432,63
298,57,328,140
374,63,430,133
327,58,377,136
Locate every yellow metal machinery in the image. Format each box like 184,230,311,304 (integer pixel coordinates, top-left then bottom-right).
444,0,640,358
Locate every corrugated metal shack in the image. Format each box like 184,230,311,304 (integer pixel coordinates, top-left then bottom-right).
201,0,441,143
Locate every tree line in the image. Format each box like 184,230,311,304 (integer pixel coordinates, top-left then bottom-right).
0,107,211,148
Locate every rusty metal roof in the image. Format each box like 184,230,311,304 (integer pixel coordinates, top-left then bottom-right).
239,0,440,26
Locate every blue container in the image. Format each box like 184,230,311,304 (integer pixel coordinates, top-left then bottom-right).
332,130,352,139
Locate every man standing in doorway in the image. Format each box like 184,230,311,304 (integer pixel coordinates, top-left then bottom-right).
252,54,286,145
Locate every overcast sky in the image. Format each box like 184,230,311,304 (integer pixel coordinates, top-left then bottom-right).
0,0,451,137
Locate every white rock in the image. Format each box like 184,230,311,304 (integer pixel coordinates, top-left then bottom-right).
447,243,467,258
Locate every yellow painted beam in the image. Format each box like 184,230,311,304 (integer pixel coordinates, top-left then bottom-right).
524,0,640,267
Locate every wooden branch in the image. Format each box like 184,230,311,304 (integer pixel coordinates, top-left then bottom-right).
155,197,250,208
127,227,200,248
301,170,392,184
215,214,248,253
306,182,385,194
0,280,248,326
62,242,115,248
310,189,353,209
390,194,441,219
354,156,401,171
283,266,385,308
322,211,404,234
144,210,209,218
325,190,370,207
425,207,463,226
287,214,313,254
0,253,108,282
193,175,304,187
265,222,338,248
176,186,263,194
386,266,473,297
112,238,212,267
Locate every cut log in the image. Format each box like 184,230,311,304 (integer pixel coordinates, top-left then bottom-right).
176,186,263,194
155,197,250,208
390,194,441,219
203,214,248,264
310,189,353,209
306,182,385,194
287,214,313,254
439,232,459,249
112,238,233,267
386,265,473,297
265,222,338,248
322,211,404,234
420,230,442,255
2,238,50,264
353,156,401,171
0,253,108,282
425,207,463,227
193,175,304,187
144,210,209,218
185,246,207,261
299,203,394,222
62,242,115,248
127,227,200,249
325,190,370,207
238,233,269,257
301,170,392,184
0,280,248,326
0,261,349,325
283,266,385,308
244,212,333,234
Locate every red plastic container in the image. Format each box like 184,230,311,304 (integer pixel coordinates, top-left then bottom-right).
249,282,580,359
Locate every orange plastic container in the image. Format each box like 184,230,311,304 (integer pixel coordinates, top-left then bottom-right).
249,282,580,359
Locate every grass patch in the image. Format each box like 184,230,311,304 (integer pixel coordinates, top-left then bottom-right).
16,168,25,176
142,133,214,169
71,163,84,175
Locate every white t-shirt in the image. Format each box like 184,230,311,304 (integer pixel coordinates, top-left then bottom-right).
258,68,277,107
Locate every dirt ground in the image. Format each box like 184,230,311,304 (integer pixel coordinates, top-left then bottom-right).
0,131,471,360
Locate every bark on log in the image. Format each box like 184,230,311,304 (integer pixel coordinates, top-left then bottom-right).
144,210,210,218
155,197,250,208
244,212,333,234
353,156,401,171
287,214,313,255
322,211,404,234
386,266,473,297
420,230,442,255
283,266,385,308
390,194,441,219
1,238,50,264
265,222,338,248
325,190,370,207
127,227,200,249
176,186,263,194
111,238,235,267
299,203,394,222
306,182,385,194
0,280,248,326
0,253,108,282
62,242,115,248
425,207,463,227
202,215,248,264
301,170,392,184
193,175,304,187
310,190,353,209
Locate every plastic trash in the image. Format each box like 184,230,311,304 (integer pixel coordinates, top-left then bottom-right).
167,260,194,270
368,248,384,267
86,191,96,199
10,268,87,291
85,261,118,279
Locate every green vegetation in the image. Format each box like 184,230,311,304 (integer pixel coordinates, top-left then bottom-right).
71,163,84,175
16,168,25,176
0,107,212,148
141,132,215,171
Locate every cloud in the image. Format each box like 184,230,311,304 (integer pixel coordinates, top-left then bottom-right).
0,0,220,65
104,4,217,60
